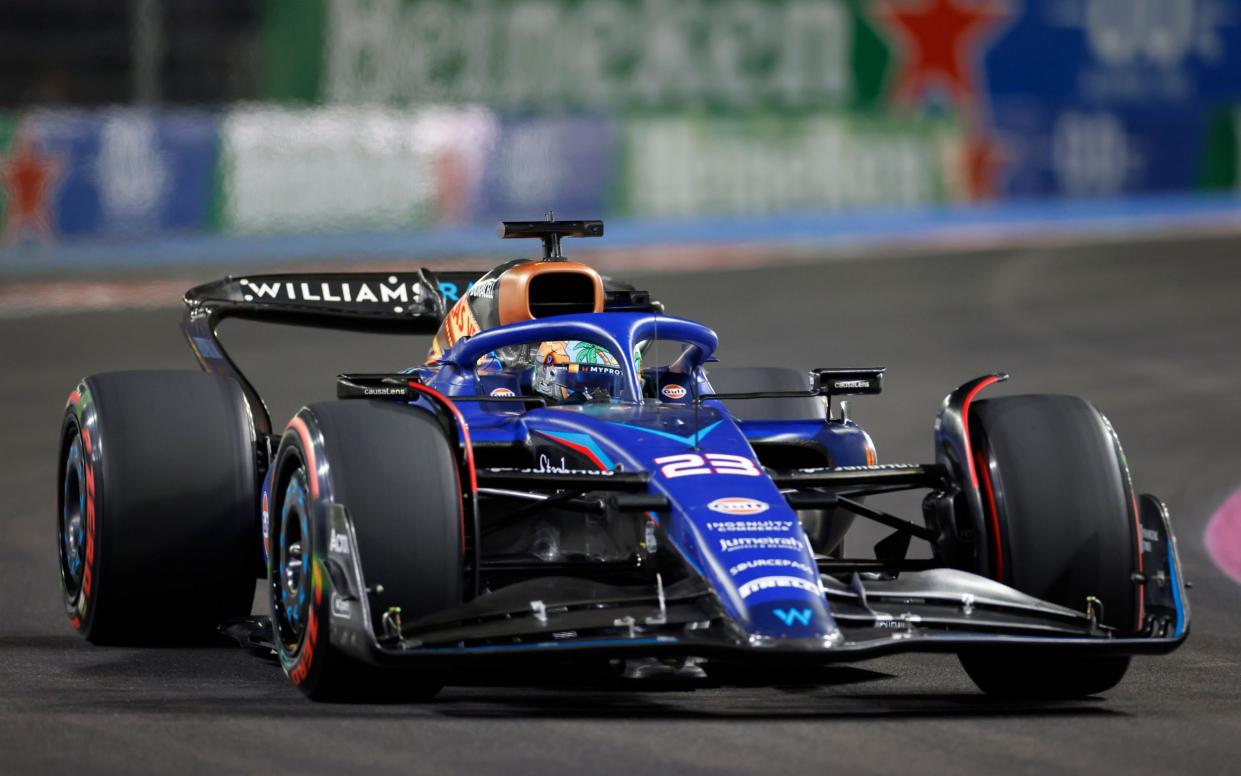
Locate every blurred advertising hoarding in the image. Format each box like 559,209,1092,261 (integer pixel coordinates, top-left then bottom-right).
2,107,957,241
264,0,1241,200
622,113,959,215
216,106,497,233
2,0,1241,249
1,110,218,242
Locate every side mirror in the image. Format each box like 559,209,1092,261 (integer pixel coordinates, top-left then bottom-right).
811,368,885,397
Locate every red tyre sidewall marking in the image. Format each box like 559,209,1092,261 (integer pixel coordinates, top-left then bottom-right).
288,563,323,686
65,388,98,630
974,447,1004,584
960,376,1001,489
961,376,1002,579
284,415,322,684
286,416,319,499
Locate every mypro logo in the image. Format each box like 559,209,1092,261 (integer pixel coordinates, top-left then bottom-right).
773,608,813,627
707,497,769,515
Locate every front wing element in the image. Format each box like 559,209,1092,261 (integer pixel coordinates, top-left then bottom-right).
263,493,1186,667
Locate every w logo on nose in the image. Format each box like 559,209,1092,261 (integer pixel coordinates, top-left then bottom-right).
773,608,813,627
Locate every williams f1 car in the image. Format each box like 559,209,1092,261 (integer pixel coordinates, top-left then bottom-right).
57,219,1188,701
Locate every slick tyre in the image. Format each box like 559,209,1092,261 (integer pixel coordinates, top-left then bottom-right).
958,394,1141,698
270,400,463,702
58,371,258,644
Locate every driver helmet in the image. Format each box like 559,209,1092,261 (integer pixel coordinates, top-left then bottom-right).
531,340,625,404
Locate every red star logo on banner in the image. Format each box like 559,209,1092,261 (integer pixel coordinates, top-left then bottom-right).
960,129,1009,201
2,138,61,241
875,0,1011,111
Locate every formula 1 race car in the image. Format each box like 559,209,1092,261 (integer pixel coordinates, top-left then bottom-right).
56,219,1188,701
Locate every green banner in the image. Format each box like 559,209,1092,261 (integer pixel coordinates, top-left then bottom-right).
264,0,893,111
619,112,958,217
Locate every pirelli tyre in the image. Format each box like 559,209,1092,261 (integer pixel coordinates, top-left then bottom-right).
270,400,464,702
57,371,258,644
958,394,1141,698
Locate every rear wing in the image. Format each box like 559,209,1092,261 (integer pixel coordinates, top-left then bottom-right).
182,269,486,435
182,264,656,437
183,270,489,332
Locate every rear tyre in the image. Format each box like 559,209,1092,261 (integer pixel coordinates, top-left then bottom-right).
271,400,463,702
58,371,258,644
957,394,1140,698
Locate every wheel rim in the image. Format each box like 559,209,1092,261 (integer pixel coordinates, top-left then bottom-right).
273,467,311,651
59,434,87,600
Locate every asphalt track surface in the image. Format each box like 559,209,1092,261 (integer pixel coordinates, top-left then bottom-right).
3,234,1241,774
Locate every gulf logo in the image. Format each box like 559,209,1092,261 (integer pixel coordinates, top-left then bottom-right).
490,387,516,397
707,497,769,515
661,384,687,400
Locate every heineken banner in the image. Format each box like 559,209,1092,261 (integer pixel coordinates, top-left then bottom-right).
263,0,1241,201
2,0,1241,249
264,0,882,110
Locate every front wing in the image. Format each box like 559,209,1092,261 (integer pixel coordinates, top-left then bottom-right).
232,492,1186,668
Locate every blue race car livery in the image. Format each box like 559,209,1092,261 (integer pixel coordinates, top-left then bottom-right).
57,218,1187,701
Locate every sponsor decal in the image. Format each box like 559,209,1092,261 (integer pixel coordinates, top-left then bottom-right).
568,363,623,376
437,281,462,302
533,454,615,476
469,278,497,299
801,463,922,473
490,387,516,398
719,536,804,553
661,383,687,400
328,529,350,556
705,520,794,533
773,608,814,627
330,593,352,619
1141,526,1160,552
872,614,919,630
655,452,762,479
238,275,428,313
442,295,481,345
874,620,908,630
738,575,822,599
707,497,769,516
728,558,814,576
362,386,406,396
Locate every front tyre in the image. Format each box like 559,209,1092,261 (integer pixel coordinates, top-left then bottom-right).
957,394,1141,698
270,401,464,702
